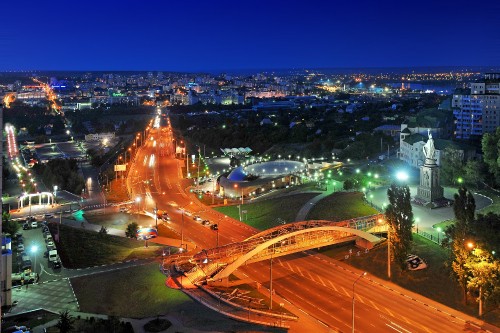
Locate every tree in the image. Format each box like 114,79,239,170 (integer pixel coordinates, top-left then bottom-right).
440,148,464,185
470,213,500,255
125,222,139,238
464,248,500,316
56,310,75,333
99,226,108,235
462,160,485,187
2,212,19,236
385,184,414,272
444,186,476,304
481,127,500,186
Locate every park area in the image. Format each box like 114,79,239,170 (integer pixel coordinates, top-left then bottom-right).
214,191,378,230
49,224,163,268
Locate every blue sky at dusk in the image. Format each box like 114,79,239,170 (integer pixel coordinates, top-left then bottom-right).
1,0,498,71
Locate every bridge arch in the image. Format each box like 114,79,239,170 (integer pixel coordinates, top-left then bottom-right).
211,225,381,281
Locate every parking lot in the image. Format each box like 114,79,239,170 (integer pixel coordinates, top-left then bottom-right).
11,215,63,283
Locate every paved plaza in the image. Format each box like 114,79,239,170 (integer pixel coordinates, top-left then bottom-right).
8,278,79,315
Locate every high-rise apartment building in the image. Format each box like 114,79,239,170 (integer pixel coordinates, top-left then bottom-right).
452,73,500,139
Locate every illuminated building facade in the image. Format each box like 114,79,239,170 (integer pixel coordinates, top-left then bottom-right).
452,73,500,139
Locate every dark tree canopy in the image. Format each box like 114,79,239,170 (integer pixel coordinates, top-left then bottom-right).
385,184,414,272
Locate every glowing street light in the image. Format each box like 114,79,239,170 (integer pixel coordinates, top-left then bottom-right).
352,272,367,333
31,244,38,273
396,171,409,182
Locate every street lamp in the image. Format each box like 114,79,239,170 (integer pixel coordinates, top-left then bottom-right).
135,196,141,212
352,272,367,333
180,202,192,250
396,171,409,182
154,204,158,229
31,244,38,273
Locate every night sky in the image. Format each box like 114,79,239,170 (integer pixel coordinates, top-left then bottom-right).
1,0,499,71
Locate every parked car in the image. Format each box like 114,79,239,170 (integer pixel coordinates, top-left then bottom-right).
30,221,38,229
52,259,62,269
193,215,202,221
46,240,54,247
22,223,30,230
17,244,25,252
202,220,211,226
210,224,218,230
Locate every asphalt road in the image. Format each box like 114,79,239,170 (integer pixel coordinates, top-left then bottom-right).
126,118,494,333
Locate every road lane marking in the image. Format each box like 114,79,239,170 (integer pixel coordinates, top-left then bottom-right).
385,307,394,317
369,300,380,310
328,280,338,292
386,323,404,332
388,321,413,333
341,287,350,298
316,274,326,287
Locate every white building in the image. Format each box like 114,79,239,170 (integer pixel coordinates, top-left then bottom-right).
84,132,115,142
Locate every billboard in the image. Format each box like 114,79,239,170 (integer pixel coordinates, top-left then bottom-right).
136,227,158,240
114,164,127,171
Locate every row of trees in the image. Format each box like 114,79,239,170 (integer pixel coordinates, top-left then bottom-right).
443,187,500,315
32,159,85,195
440,127,500,189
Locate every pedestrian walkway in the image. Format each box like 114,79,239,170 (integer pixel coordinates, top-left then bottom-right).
7,278,79,316
294,188,334,222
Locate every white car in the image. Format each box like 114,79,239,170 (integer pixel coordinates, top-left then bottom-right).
46,240,55,247
193,215,202,221
30,221,38,228
17,244,25,251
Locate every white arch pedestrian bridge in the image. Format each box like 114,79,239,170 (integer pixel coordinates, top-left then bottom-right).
172,214,387,285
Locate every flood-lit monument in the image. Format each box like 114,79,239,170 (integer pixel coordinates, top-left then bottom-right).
416,129,444,207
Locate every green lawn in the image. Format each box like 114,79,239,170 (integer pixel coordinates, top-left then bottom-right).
317,235,500,325
51,224,162,268
214,193,317,230
84,212,158,231
71,263,192,318
71,263,284,332
306,192,378,221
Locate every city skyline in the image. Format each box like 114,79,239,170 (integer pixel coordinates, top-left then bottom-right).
1,0,499,71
